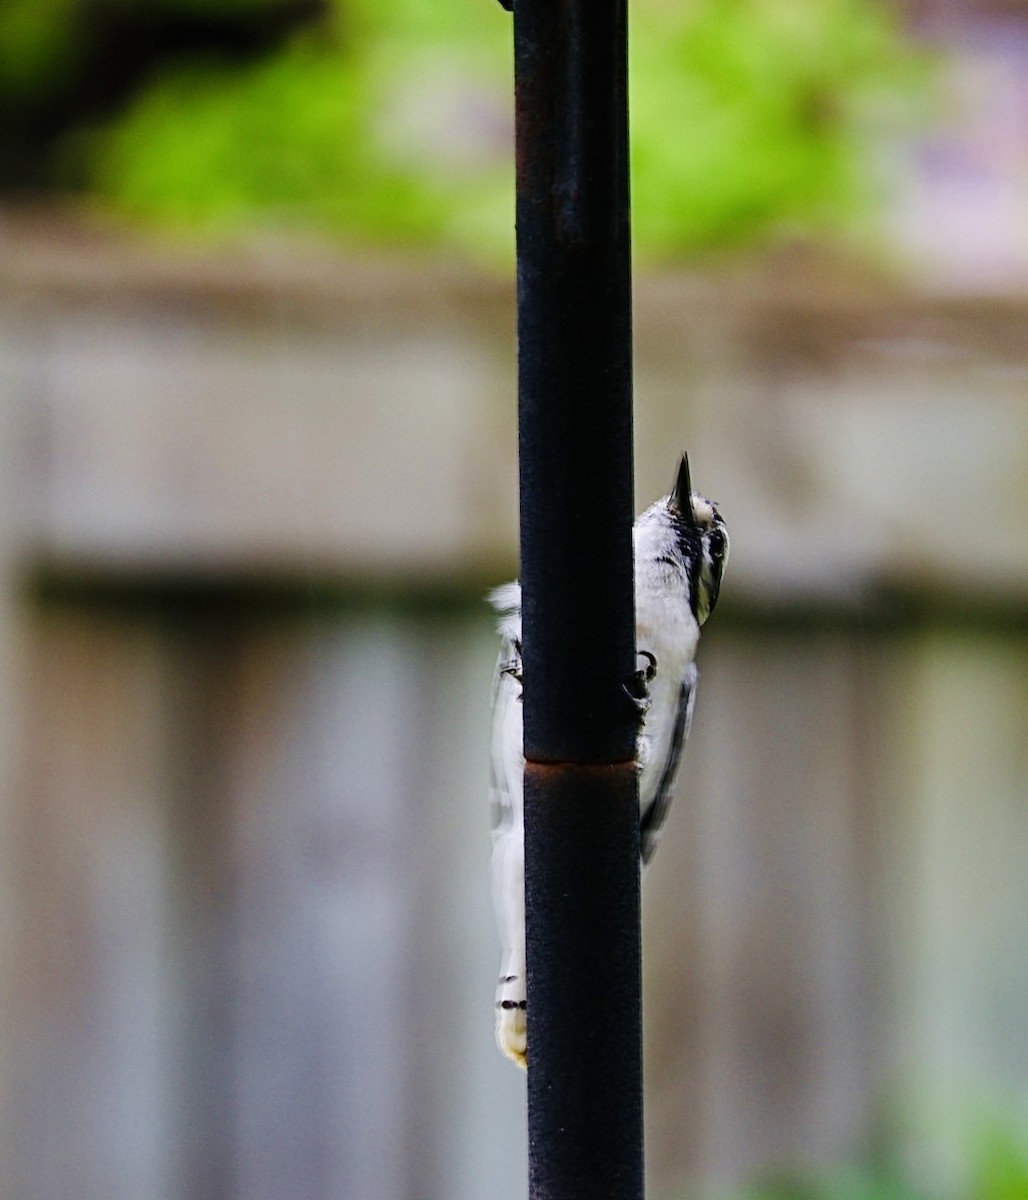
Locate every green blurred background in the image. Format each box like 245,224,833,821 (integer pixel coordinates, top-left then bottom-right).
1,0,924,262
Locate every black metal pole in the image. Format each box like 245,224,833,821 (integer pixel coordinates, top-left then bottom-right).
512,0,642,1197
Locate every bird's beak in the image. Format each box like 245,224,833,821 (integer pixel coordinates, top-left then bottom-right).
671,453,697,527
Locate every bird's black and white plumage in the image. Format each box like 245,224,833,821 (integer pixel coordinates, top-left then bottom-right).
488,455,728,1068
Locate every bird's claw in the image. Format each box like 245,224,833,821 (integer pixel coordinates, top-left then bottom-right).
623,650,657,715
500,637,524,695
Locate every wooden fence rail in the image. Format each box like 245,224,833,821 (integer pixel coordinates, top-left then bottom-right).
0,215,1026,1198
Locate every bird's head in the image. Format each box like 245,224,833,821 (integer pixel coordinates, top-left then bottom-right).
666,454,729,624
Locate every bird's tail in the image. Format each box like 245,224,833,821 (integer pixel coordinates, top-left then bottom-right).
495,955,528,1069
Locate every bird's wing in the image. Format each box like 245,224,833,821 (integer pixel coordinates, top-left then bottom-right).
487,583,523,839
487,584,529,1066
489,637,523,839
639,661,697,864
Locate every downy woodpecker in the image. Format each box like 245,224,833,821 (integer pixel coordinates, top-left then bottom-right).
488,454,729,1067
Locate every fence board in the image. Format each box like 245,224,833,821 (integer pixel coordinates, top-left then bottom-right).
1,222,1027,1197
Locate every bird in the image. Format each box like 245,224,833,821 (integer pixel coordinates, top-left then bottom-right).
488,453,729,1068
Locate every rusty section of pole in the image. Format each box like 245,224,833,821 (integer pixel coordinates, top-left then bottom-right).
511,0,643,1196
523,762,642,1200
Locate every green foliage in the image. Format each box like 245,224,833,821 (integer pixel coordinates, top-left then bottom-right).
679,1106,1028,1200
723,1167,921,1200
966,1112,1028,1200
57,0,928,263
629,0,922,259
74,3,515,260
0,0,82,96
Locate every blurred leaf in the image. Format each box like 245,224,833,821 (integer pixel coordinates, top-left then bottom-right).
731,1164,923,1200
0,0,82,96
629,0,929,260
62,0,929,264
968,1116,1028,1200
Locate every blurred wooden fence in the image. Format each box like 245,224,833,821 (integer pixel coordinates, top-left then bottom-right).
0,215,1026,1199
